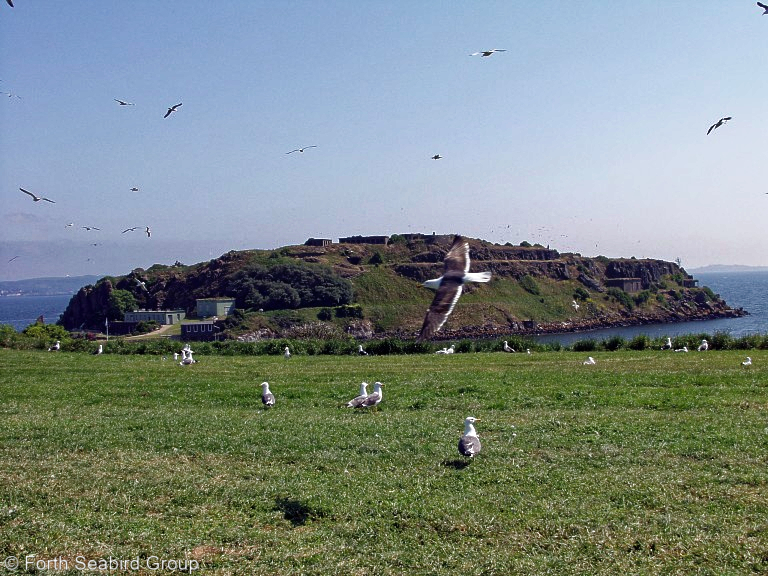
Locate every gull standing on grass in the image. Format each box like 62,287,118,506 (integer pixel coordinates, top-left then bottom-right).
458,417,482,458
503,341,515,353
417,235,492,341
284,346,291,359
698,339,709,351
661,337,672,350
261,382,275,408
359,382,383,409
345,382,369,408
742,357,752,367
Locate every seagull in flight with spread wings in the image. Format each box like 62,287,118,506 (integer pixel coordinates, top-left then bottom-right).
470,49,506,57
707,116,731,135
286,145,317,154
114,99,134,106
417,235,492,341
164,103,182,118
758,2,768,14
19,188,55,203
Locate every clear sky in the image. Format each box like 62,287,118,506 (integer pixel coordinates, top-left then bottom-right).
2,1,767,281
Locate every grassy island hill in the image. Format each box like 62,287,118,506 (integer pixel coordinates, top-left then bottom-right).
59,235,743,340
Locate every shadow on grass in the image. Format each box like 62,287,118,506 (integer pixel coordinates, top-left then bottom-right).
274,496,329,527
442,458,472,470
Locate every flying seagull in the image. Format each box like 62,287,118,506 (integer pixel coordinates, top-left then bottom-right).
164,103,182,118
7,255,19,263
82,226,101,231
758,2,768,14
458,416,481,458
261,382,275,408
114,99,134,106
286,146,317,154
122,226,140,234
707,116,731,135
470,49,506,57
345,382,369,408
431,154,442,160
417,235,492,341
359,381,383,409
145,226,151,238
19,188,55,203
130,187,139,192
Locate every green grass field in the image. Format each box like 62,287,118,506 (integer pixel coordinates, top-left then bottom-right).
1,348,766,575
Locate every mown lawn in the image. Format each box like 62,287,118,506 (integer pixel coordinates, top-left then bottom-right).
0,348,766,575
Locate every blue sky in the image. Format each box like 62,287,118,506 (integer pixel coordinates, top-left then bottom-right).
2,1,767,281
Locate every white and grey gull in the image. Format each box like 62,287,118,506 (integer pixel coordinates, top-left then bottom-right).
458,416,482,458
417,235,491,341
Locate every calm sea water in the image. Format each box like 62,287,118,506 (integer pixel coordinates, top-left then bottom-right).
0,294,73,332
0,272,766,338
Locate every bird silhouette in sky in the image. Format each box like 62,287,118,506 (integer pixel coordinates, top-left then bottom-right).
431,154,442,160
164,103,182,118
286,146,317,154
114,99,134,106
758,2,768,14
707,116,731,135
130,187,139,192
470,49,506,57
19,188,55,203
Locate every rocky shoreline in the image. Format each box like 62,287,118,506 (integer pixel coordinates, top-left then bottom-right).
376,307,749,342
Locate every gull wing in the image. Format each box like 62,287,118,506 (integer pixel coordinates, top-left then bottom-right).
443,235,470,275
418,279,463,341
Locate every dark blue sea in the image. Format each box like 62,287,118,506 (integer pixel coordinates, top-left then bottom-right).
535,271,768,346
0,294,72,332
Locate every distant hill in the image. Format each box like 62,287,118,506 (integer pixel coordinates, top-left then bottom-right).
0,275,102,297
58,236,746,339
689,264,768,274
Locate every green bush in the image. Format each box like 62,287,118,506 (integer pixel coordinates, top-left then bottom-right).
607,288,634,310
572,339,597,352
602,335,626,351
519,275,540,296
628,335,651,350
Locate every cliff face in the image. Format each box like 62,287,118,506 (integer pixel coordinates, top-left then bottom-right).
58,237,745,336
